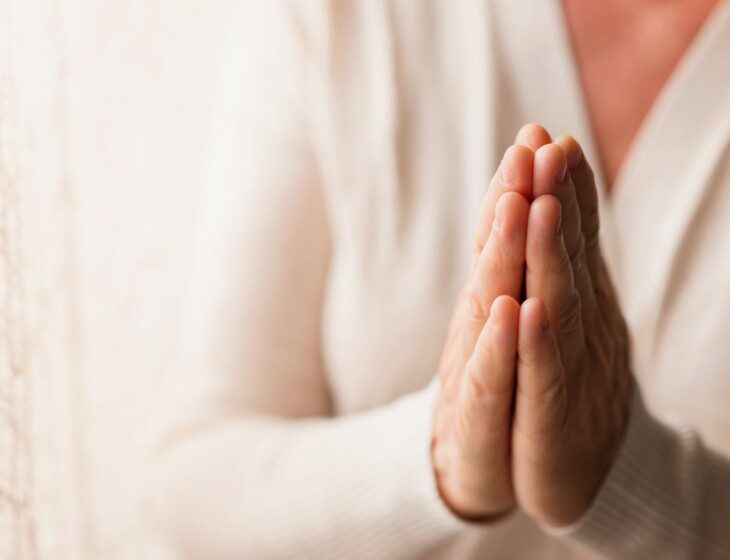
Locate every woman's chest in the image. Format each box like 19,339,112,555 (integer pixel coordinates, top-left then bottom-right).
561,0,719,186
309,1,730,434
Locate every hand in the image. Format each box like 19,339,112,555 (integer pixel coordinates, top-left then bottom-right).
432,124,633,525
431,144,533,519
511,128,633,527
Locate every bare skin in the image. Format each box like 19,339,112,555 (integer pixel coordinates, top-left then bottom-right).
433,124,633,525
562,0,718,187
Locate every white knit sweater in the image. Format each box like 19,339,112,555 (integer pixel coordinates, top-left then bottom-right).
147,1,730,558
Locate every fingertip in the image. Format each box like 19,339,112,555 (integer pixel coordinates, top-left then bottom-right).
475,145,534,250
527,195,565,274
518,298,552,352
534,142,564,157
500,145,535,197
529,194,562,237
515,123,552,151
534,143,568,196
495,190,530,222
503,143,535,166
534,143,567,169
554,135,583,169
515,297,566,433
491,294,521,322
493,191,530,247
488,295,520,349
520,297,548,330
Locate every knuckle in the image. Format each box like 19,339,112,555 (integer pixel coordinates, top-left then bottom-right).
473,235,486,256
473,327,492,360
465,366,488,402
545,245,571,274
583,210,600,249
456,405,472,443
499,150,518,186
536,378,567,431
541,337,563,368
519,334,561,370
556,289,583,335
485,235,523,274
592,268,610,304
561,183,581,221
465,286,488,324
585,228,600,255
580,288,597,323
541,371,566,406
515,377,568,439
572,256,597,316
547,397,569,436
471,343,516,398
567,232,586,267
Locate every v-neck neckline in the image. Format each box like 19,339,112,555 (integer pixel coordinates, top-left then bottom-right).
549,0,729,205
541,0,730,274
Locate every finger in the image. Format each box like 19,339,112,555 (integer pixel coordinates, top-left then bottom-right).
459,295,520,447
553,135,601,272
533,143,595,317
473,145,534,256
445,295,519,518
466,191,529,326
447,190,528,393
554,135,624,339
515,123,552,152
525,195,584,370
514,298,567,445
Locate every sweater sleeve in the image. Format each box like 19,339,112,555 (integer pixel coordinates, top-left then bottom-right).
550,386,730,559
148,384,464,559
145,2,463,558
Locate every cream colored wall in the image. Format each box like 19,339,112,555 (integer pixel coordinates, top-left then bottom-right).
0,2,231,558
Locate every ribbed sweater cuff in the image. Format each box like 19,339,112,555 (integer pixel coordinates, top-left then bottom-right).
258,379,467,558
546,386,705,558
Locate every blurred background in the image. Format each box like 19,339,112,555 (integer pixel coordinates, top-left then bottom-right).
0,2,232,558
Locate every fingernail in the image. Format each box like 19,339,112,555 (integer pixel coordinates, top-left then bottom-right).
555,160,567,184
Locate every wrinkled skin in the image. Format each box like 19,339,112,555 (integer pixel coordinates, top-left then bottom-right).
432,124,633,527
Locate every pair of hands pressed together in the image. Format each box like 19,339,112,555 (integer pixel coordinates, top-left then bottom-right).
432,124,634,527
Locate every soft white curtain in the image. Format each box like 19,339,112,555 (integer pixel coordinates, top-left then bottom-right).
0,2,230,558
